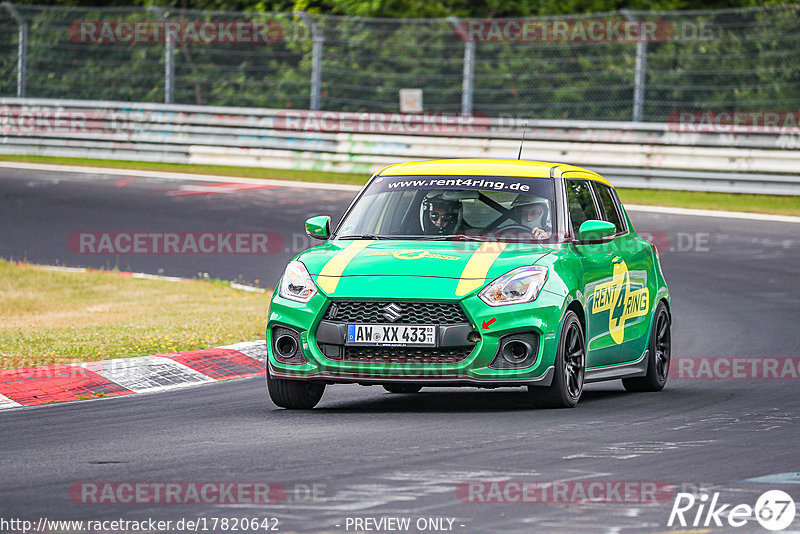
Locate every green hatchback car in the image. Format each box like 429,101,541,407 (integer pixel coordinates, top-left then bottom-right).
266,159,671,409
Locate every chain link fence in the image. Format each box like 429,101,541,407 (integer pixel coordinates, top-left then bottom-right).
1,3,799,121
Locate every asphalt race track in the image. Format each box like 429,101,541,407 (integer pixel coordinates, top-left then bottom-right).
0,167,358,287
1,167,799,533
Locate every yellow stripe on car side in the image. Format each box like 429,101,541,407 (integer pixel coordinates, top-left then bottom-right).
455,242,508,296
316,240,372,294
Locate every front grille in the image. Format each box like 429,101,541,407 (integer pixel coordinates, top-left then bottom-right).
323,300,469,325
320,345,473,365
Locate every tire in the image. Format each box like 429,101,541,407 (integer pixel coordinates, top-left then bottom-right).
383,384,423,394
266,369,325,409
623,301,671,393
528,310,585,408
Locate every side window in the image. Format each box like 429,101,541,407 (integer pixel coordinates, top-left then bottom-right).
592,183,625,233
565,180,599,236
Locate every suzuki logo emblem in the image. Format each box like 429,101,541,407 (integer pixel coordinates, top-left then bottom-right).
382,303,403,322
327,303,340,319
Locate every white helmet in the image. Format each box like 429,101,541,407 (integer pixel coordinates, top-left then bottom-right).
511,194,550,229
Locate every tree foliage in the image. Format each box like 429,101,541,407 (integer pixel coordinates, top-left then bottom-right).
2,1,798,120
6,0,797,17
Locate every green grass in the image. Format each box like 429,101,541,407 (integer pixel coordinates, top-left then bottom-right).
616,188,800,217
0,260,269,369
1,154,798,216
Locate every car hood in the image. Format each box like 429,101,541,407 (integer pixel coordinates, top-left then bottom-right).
298,239,552,299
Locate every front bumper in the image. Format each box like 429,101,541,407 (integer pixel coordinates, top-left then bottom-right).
266,289,565,387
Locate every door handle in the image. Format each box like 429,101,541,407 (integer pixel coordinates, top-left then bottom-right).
612,256,623,263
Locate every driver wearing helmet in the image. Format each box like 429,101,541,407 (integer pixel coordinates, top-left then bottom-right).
422,194,463,235
511,195,551,239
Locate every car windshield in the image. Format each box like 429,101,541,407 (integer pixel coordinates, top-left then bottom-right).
336,175,557,242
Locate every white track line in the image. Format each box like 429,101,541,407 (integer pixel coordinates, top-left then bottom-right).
130,272,185,282
19,262,264,292
37,265,88,273
1,161,797,223
0,161,361,191
229,282,267,293
625,204,800,224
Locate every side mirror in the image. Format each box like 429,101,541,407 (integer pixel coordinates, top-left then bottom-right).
577,220,616,242
305,215,331,240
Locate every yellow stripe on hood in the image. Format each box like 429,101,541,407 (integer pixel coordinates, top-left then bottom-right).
316,240,372,294
455,242,508,296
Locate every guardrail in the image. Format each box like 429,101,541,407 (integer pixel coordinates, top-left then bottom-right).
2,98,799,195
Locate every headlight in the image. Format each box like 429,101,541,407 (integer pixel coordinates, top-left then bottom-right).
479,266,548,306
279,261,317,302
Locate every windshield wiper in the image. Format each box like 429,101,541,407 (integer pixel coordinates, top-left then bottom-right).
339,234,485,241
338,234,385,240
425,234,485,241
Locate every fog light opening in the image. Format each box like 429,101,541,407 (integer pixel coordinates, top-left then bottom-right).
275,334,299,359
502,339,532,364
467,330,482,343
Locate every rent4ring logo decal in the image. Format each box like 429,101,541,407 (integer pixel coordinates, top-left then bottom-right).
591,260,649,344
364,249,461,261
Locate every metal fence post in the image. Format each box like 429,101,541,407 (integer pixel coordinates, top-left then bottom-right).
632,40,648,122
3,2,27,98
449,17,475,117
296,11,322,111
462,41,475,117
165,30,175,104
622,9,647,122
151,7,175,104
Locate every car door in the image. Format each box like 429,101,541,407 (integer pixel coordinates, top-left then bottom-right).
564,178,617,369
592,182,653,364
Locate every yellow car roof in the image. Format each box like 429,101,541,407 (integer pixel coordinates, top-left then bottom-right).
377,159,611,187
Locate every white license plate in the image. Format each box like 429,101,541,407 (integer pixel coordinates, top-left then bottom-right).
346,324,436,346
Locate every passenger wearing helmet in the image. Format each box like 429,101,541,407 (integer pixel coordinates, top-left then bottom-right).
511,195,551,239
422,194,463,235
